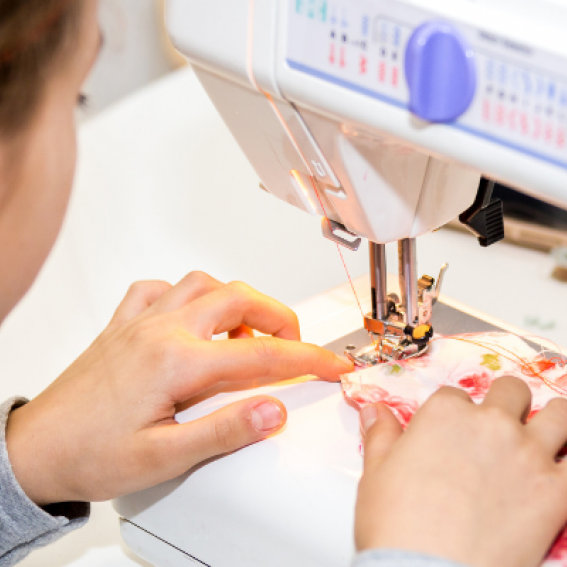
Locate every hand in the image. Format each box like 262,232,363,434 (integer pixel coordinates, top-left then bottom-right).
5,271,352,505
355,377,567,567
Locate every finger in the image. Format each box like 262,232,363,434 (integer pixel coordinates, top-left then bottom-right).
482,376,532,420
361,404,403,473
110,280,172,325
145,271,224,315
418,385,473,416
413,386,473,423
228,324,255,340
153,396,287,471
428,385,473,404
527,397,567,456
180,281,301,340
173,337,353,398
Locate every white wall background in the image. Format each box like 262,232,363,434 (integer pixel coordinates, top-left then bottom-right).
79,0,178,119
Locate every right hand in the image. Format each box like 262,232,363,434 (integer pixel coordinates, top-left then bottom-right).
6,271,352,506
355,377,567,567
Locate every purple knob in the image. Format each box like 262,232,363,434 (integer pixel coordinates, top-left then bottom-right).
405,21,476,123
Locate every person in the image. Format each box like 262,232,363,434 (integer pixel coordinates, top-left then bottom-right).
1,2,567,567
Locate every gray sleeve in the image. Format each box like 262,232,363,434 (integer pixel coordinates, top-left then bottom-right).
0,398,90,566
353,550,471,567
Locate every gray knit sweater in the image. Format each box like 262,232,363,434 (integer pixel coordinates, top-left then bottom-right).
0,398,89,566
0,397,466,567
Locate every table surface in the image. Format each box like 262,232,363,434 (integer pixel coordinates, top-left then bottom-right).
1,67,566,566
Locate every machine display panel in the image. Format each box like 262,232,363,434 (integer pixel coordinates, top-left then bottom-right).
286,0,567,172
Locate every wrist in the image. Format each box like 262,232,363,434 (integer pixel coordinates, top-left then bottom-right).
5,402,69,506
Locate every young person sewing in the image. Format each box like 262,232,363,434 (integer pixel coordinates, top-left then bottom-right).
2,2,567,566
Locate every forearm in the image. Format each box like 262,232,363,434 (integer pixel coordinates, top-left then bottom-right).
353,550,471,567
0,398,89,566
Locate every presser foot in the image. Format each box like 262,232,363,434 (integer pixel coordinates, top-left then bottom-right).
351,311,433,366
344,336,430,367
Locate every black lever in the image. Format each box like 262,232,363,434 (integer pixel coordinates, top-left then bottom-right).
459,177,505,247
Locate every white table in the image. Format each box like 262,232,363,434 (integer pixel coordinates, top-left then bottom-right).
1,67,566,566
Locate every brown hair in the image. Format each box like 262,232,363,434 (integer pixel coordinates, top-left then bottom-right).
0,0,83,135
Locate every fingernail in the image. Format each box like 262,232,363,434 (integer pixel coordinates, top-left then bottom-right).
360,405,379,433
250,402,284,432
337,355,355,371
320,356,355,383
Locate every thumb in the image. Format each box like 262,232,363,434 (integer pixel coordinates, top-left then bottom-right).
160,396,287,471
361,403,403,473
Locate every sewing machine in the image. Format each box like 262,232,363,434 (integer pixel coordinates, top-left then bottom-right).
114,1,567,565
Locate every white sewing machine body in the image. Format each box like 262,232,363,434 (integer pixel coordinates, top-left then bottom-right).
164,0,567,244
115,0,567,565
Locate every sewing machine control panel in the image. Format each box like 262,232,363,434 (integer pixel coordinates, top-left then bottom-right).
286,0,567,171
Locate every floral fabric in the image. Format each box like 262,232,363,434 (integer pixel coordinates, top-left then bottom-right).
340,332,567,565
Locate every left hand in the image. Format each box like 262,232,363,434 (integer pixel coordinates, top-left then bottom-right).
6,271,352,505
355,377,567,567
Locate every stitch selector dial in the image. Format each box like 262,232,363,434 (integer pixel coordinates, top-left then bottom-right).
405,21,477,122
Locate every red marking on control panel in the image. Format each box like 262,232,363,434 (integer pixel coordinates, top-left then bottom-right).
339,46,346,68
558,128,566,149
495,104,505,126
533,116,542,140
329,44,335,65
360,55,367,75
378,62,386,82
482,100,490,122
545,123,554,143
392,67,399,87
520,113,529,135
